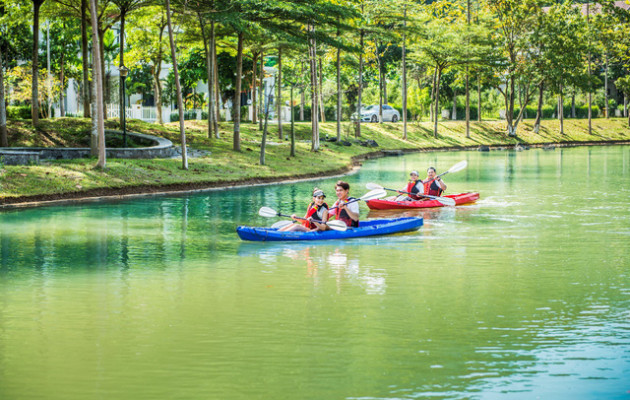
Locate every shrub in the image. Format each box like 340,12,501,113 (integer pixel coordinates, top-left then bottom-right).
7,105,31,119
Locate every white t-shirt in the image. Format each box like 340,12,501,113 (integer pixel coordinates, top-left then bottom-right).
332,199,360,217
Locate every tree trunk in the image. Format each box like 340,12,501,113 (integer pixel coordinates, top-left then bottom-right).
153,71,163,124
318,57,325,123
604,55,609,118
452,90,457,120
336,20,341,141
571,91,576,118
309,23,319,151
89,0,106,169
0,43,7,147
383,70,388,105
32,0,44,125
559,85,564,135
259,50,264,130
252,52,257,125
477,75,481,122
624,94,628,118
402,3,407,140
534,82,543,133
99,29,107,120
277,47,282,139
119,11,126,127
165,0,188,169
433,67,441,138
60,52,65,117
81,0,90,118
465,0,470,138
290,85,295,157
506,75,517,137
357,19,363,138
260,76,274,165
211,21,219,135
198,13,214,138
430,67,437,123
90,49,98,156
377,46,383,123
232,31,243,152
587,3,592,134
300,60,304,121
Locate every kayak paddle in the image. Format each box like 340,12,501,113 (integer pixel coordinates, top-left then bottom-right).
425,160,468,184
365,183,456,206
258,206,348,231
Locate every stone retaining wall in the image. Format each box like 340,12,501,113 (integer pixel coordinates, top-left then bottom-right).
0,130,175,165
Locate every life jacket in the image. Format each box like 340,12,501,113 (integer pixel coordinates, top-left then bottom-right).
302,202,329,229
405,180,422,200
423,179,443,196
332,197,359,227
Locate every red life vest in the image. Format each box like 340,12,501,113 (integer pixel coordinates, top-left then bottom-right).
423,180,443,196
303,202,329,229
332,198,359,227
405,180,422,200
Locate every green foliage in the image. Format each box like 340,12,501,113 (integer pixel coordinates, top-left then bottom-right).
170,111,208,122
7,106,31,119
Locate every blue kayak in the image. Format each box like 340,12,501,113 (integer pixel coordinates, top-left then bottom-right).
236,217,423,242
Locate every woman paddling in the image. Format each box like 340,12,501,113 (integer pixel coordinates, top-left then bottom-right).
329,181,360,227
395,170,423,201
278,188,330,232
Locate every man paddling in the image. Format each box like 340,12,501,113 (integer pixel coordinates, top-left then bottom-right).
422,167,447,197
329,181,360,227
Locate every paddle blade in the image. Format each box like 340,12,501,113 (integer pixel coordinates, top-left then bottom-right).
326,220,348,231
436,196,456,206
365,182,383,191
360,188,388,201
258,206,279,218
271,220,293,229
447,160,468,174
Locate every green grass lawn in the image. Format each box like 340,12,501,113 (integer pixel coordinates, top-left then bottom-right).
1,117,629,201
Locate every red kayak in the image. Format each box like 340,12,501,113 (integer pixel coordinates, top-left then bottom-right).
366,192,480,210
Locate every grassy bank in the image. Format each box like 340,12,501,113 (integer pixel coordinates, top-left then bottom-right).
1,117,630,203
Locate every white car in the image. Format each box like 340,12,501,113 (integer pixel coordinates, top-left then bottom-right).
354,104,401,123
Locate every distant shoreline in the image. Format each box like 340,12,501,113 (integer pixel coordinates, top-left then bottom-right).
3,140,629,210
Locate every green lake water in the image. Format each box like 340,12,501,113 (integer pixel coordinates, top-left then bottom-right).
1,145,629,400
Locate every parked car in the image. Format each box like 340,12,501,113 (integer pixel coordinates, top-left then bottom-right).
352,104,400,123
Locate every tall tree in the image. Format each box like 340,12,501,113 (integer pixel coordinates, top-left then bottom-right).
0,43,6,147
89,0,105,168
165,0,188,169
487,0,540,137
31,0,46,125
126,6,168,124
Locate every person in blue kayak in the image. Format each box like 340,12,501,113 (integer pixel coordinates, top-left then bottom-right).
329,181,360,227
278,188,330,232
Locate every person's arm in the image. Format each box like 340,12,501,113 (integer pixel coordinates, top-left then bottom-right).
342,201,360,221
436,177,447,191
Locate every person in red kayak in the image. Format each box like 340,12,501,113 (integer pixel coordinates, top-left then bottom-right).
423,167,447,197
397,170,423,200
329,181,360,227
396,167,447,201
279,188,330,232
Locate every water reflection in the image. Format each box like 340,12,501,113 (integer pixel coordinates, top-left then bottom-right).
1,146,629,400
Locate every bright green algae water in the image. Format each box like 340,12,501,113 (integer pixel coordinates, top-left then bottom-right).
1,146,629,400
